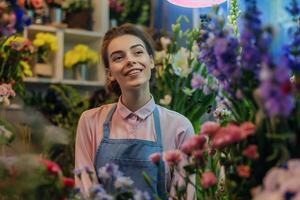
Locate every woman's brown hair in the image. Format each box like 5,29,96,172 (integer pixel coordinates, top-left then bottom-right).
101,23,156,96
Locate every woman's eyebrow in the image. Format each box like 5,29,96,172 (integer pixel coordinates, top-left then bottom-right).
130,44,145,50
110,50,123,59
110,44,145,58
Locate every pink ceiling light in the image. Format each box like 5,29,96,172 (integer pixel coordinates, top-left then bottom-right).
167,0,227,8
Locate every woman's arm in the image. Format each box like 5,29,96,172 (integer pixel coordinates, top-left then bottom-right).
75,112,96,197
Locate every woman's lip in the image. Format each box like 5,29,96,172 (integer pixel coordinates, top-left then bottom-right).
125,68,143,76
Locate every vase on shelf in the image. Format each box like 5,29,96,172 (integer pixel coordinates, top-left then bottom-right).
49,7,63,24
73,63,88,80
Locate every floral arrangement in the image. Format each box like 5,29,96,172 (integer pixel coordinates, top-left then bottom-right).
33,32,58,63
64,44,98,68
148,0,300,199
0,35,34,94
153,16,219,132
62,0,92,13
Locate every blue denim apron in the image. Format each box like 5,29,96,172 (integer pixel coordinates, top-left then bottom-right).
94,104,167,199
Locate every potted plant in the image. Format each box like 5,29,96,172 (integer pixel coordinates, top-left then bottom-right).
32,32,58,77
62,0,93,30
64,44,98,80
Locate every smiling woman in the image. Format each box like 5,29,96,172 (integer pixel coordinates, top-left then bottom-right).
75,24,196,199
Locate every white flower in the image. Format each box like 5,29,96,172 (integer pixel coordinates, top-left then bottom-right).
134,190,151,200
114,176,134,189
171,47,191,77
159,94,172,106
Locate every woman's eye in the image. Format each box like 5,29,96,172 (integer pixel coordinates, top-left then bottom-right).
135,51,143,55
113,56,123,62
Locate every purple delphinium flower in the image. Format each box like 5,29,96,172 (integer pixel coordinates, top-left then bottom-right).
198,12,240,96
259,57,294,117
98,163,123,180
286,0,300,19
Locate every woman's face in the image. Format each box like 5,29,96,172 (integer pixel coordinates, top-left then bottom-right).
107,34,154,92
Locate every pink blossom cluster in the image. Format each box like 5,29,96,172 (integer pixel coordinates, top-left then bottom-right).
0,83,16,105
201,121,256,149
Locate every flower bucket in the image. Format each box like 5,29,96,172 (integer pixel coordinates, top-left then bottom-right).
65,10,92,30
49,7,63,24
73,63,88,80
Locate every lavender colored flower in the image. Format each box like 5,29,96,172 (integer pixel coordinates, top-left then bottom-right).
114,176,134,189
98,163,123,180
258,58,294,117
191,73,204,89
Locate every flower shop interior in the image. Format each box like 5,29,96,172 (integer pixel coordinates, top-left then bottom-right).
1,0,300,199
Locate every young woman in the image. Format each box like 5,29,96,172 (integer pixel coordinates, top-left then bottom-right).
75,24,195,199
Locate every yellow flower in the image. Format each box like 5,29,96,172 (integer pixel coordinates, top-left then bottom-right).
64,44,99,68
33,39,45,47
33,32,58,52
20,61,33,77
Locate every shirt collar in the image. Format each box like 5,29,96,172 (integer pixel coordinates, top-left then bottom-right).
116,95,156,120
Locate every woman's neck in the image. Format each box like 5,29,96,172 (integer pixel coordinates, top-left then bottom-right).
121,85,151,112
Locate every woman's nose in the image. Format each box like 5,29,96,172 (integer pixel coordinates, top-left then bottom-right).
126,55,137,66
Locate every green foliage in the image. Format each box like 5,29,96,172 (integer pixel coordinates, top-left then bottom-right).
110,0,151,26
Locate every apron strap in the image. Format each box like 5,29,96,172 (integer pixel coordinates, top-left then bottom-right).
103,104,117,139
153,106,162,147
153,106,167,200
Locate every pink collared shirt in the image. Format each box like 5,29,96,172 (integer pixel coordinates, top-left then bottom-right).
75,97,195,199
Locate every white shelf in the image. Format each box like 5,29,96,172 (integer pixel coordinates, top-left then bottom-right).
24,77,105,87
61,79,104,87
24,77,59,84
64,29,103,43
26,25,57,33
23,0,108,89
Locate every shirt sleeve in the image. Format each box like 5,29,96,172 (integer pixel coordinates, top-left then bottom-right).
75,112,96,197
170,121,196,200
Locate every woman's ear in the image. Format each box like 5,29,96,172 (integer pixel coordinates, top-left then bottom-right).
107,69,116,81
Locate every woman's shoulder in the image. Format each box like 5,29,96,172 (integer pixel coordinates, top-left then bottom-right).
156,105,192,126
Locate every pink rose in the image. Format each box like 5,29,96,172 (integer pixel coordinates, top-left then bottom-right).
226,124,243,143
149,152,161,165
163,150,182,166
181,135,207,155
201,171,217,189
243,145,259,160
236,165,250,178
200,121,220,137
240,122,256,139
